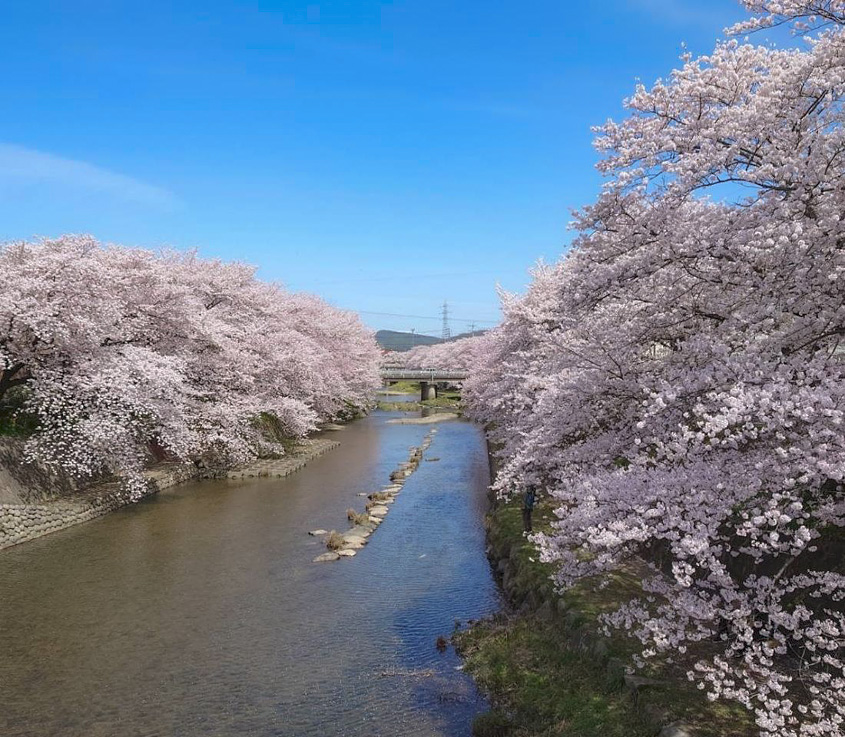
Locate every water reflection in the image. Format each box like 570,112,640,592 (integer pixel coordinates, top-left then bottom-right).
0,412,500,737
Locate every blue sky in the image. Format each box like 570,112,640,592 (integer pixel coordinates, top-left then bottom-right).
1,0,759,335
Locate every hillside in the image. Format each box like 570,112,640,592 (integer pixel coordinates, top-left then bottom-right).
375,329,487,352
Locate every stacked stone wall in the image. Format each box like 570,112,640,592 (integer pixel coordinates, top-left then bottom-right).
0,439,342,551
0,462,199,550
0,437,90,504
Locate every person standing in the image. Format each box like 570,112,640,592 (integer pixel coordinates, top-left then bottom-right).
522,485,536,533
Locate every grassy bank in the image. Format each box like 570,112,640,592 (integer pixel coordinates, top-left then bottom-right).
377,387,463,413
422,390,461,409
380,380,419,394
455,497,756,737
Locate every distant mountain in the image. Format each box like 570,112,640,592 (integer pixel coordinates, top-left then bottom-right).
452,330,488,340
375,330,442,352
375,329,488,352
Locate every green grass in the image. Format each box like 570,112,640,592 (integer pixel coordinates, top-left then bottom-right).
378,388,463,412
420,392,462,410
377,401,423,412
458,495,757,737
381,381,419,394
456,615,652,737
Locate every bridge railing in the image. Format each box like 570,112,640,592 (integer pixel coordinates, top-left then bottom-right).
380,369,468,381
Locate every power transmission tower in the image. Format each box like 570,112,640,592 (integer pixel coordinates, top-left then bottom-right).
441,301,451,340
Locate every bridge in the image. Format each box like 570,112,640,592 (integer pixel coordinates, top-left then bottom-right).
380,368,468,400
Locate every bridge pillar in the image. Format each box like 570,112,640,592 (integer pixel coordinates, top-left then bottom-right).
419,381,437,401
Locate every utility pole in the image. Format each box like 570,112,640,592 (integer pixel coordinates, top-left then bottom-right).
441,301,451,341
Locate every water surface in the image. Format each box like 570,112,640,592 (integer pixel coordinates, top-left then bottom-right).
0,411,499,737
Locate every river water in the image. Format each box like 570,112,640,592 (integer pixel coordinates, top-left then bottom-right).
0,406,500,737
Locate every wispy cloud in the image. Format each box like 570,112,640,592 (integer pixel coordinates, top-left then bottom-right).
0,143,177,209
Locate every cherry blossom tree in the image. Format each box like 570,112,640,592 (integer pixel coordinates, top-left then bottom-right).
466,2,845,734
0,236,380,498
402,334,489,370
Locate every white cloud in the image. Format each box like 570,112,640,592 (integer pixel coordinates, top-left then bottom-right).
0,143,177,209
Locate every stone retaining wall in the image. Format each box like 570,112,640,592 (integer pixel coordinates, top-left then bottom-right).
0,439,342,552
0,437,89,504
0,462,198,551
225,438,341,479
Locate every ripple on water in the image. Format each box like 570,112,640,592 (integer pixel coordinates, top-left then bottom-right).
0,413,501,737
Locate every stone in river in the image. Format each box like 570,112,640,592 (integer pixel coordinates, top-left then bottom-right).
313,552,340,563
308,529,328,536
337,549,357,557
369,505,389,517
341,534,368,546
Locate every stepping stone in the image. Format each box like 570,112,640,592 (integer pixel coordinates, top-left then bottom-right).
341,534,368,546
337,549,357,557
369,505,389,517
308,529,328,536
313,552,339,563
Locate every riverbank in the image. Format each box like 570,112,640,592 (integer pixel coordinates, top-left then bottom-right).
377,394,462,413
0,437,342,551
455,494,756,737
0,406,499,737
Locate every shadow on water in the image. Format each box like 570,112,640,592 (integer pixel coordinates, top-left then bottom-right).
0,411,500,737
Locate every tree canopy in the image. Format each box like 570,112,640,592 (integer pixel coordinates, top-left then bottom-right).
0,235,380,497
465,2,845,734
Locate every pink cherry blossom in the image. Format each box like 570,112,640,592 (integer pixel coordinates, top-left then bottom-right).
0,235,380,498
465,3,845,734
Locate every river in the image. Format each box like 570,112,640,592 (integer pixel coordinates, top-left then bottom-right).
0,405,500,737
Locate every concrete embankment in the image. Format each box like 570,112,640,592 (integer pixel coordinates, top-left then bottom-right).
0,437,342,552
